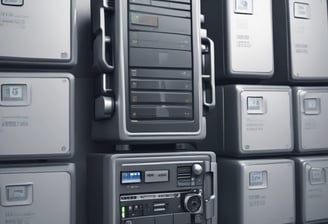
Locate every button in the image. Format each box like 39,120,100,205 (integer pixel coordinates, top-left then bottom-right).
247,97,264,114
309,168,326,185
294,2,311,19
130,80,192,91
130,92,192,104
2,0,24,6
6,185,28,201
304,98,320,115
2,184,33,206
235,0,253,14
130,105,193,120
1,84,27,102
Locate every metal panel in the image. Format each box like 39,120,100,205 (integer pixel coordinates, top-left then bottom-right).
0,0,76,65
226,0,274,76
294,87,328,152
218,159,296,224
295,157,328,223
0,164,75,224
0,73,74,160
289,0,328,79
222,85,293,155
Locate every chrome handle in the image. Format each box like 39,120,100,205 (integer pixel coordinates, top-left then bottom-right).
201,37,216,109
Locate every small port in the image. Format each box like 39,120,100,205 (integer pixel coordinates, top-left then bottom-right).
153,202,166,212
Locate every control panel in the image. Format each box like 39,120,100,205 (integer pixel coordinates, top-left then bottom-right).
88,152,217,224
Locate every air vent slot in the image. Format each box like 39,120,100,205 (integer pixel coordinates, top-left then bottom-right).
177,166,192,187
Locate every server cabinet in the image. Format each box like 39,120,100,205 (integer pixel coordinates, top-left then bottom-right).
218,85,293,156
288,0,328,80
0,0,77,66
91,0,215,142
218,158,296,224
0,73,75,160
0,164,75,224
294,157,328,224
225,0,274,78
293,87,328,153
88,152,217,224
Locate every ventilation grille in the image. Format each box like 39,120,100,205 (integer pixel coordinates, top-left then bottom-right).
177,166,192,187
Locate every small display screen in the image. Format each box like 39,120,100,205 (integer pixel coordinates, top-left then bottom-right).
121,171,142,184
1,84,26,102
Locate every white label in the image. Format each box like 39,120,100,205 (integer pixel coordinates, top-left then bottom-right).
249,171,268,189
235,0,253,14
247,97,264,114
309,168,326,185
294,2,311,19
304,98,320,115
8,86,23,98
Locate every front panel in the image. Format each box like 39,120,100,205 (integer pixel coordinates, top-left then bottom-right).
0,164,75,224
222,85,293,155
239,87,293,152
0,0,76,65
226,0,274,76
295,157,328,223
92,0,215,142
0,73,74,159
88,152,217,224
294,87,328,152
241,160,296,224
289,0,328,79
126,0,200,134
218,159,296,224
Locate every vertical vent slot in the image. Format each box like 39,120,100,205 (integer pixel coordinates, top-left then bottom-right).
177,166,192,187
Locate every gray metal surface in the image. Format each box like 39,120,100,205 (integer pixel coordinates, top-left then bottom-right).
288,0,328,79
226,0,274,77
88,152,217,224
0,0,77,65
294,87,328,152
0,164,75,224
220,85,293,155
294,157,328,224
218,158,296,224
0,73,74,160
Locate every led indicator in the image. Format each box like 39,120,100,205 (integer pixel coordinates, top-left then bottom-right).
121,206,126,218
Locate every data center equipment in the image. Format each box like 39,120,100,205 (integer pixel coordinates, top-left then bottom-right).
0,73,75,160
0,163,76,224
0,0,77,66
224,0,274,78
218,158,296,224
217,85,293,156
294,157,328,224
288,0,328,80
88,152,217,224
91,0,215,142
293,87,328,153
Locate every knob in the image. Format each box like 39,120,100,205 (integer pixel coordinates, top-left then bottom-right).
200,14,205,24
192,164,203,176
184,194,202,213
95,96,115,120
